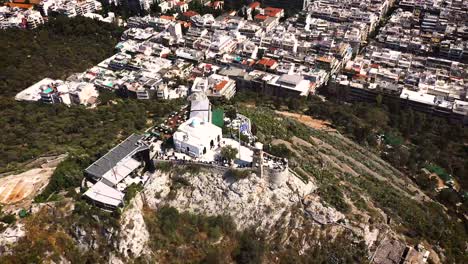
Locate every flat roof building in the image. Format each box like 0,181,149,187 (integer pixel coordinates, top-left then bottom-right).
269,74,311,97
173,117,223,157
84,134,150,185
83,134,154,210
83,181,125,210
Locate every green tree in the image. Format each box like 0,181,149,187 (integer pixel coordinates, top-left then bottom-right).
225,107,237,120
438,188,460,206
232,230,265,264
220,145,238,165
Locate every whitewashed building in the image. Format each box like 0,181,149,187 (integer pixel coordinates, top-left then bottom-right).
188,92,212,122
173,117,222,157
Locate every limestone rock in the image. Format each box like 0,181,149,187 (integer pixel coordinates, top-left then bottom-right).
303,194,345,225
116,195,150,258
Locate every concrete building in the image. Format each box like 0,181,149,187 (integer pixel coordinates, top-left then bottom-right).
192,74,237,99
269,74,311,97
173,117,223,157
262,0,309,11
83,134,154,210
68,82,99,107
16,78,63,103
26,11,44,29
207,74,237,99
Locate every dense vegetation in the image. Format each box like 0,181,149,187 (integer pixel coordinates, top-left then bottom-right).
0,16,122,98
308,93,467,191
141,206,367,264
0,200,120,263
236,102,468,263
234,91,467,209
0,16,120,170
309,94,468,212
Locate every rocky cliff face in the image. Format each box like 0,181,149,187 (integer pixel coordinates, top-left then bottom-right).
148,169,318,230
0,223,25,254
116,195,151,258
114,165,376,261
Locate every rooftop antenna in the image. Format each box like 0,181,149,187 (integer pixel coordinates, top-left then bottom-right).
106,155,118,185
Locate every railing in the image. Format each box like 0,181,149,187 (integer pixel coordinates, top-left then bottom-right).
154,158,244,171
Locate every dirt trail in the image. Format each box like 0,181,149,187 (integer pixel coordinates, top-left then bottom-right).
276,111,336,131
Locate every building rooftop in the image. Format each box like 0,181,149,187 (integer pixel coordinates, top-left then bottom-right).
264,7,283,17
83,181,125,207
278,74,304,86
85,134,149,179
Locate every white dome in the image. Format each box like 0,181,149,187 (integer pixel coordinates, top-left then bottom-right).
190,118,201,127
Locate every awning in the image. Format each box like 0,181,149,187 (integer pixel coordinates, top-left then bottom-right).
84,181,124,207
101,157,142,186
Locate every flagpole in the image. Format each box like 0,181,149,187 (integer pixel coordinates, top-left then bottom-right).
237,107,241,161
238,119,241,160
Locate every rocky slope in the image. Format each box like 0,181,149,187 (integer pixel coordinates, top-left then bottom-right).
86,119,451,263
1,109,463,263
113,163,379,262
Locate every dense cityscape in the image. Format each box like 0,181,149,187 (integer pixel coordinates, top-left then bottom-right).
0,0,466,263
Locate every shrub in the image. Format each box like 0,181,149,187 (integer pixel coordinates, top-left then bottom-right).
203,247,225,264
266,143,293,159
183,164,201,175
172,176,191,188
34,157,84,203
124,183,143,204
157,206,180,236
220,146,238,164
232,229,266,264
0,214,16,225
226,169,251,180
319,185,351,214
156,161,172,172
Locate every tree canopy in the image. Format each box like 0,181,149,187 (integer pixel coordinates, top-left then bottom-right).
220,145,238,164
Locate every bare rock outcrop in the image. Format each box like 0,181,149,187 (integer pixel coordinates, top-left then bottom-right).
116,194,150,259
303,194,345,225
0,223,25,254
143,168,327,233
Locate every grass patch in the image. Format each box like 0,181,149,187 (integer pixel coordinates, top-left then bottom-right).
156,161,173,172
318,184,351,214
226,169,252,180
144,206,239,263
124,183,143,205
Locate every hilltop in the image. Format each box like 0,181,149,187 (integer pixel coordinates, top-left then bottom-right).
1,106,465,263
